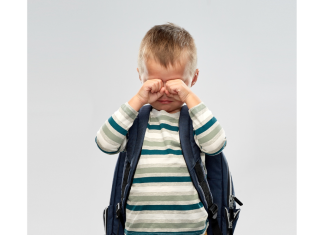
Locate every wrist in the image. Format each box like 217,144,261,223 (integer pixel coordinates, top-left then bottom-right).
128,94,146,112
185,92,202,109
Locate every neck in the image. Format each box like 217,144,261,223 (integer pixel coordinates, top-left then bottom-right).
168,108,181,114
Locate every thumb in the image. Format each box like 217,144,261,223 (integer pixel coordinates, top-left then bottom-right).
160,87,166,94
157,87,165,98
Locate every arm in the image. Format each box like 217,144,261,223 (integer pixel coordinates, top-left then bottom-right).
95,78,165,154
188,102,227,155
163,79,227,155
95,102,139,154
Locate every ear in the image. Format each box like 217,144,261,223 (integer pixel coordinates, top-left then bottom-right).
137,68,142,83
190,69,199,87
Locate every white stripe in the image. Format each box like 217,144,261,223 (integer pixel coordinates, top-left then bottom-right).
96,130,120,152
191,110,213,130
144,136,177,142
119,137,127,153
149,119,179,126
128,191,198,197
199,133,226,154
127,199,201,206
145,130,180,140
126,208,207,220
126,217,207,224
113,108,135,129
200,127,226,144
151,109,180,118
129,185,198,193
137,157,187,166
135,163,187,169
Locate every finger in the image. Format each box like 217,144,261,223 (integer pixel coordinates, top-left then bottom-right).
148,81,155,91
151,82,156,93
149,83,154,93
155,80,161,92
159,79,164,90
165,89,174,98
152,89,164,101
143,82,151,92
165,83,172,94
167,84,178,95
157,80,163,91
157,88,165,98
165,79,176,86
156,81,160,92
160,87,165,94
153,82,158,93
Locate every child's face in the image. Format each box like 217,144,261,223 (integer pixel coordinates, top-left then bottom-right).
137,57,198,113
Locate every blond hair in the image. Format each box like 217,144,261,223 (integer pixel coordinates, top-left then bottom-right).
137,22,197,78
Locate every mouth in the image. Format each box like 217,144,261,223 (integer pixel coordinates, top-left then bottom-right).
158,99,173,104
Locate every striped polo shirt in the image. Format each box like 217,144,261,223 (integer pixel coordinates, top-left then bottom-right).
95,102,227,235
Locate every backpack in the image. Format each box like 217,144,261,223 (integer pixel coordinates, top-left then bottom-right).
101,104,243,235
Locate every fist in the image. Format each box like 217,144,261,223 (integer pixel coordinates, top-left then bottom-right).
164,79,192,102
136,79,166,104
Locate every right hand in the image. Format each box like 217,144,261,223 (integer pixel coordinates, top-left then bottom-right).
136,79,165,105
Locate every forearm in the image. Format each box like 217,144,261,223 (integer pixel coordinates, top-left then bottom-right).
95,102,138,154
128,94,146,112
189,102,227,155
185,92,202,109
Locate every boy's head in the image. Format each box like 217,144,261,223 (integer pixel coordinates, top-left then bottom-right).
137,22,199,113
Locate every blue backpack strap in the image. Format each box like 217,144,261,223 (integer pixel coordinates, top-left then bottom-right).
131,104,152,164
179,105,223,235
120,104,152,201
116,104,152,234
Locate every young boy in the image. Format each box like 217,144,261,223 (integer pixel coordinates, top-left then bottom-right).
95,22,227,235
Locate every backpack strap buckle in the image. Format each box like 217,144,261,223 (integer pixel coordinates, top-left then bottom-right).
209,203,218,219
116,202,121,218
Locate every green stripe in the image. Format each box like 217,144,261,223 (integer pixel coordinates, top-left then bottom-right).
197,123,223,144
150,115,179,124
189,103,206,117
195,117,217,135
125,220,206,229
135,167,188,174
133,176,191,184
143,139,180,148
121,103,137,120
95,136,120,154
147,123,179,132
126,202,203,211
128,194,199,202
108,116,127,135
141,149,182,155
101,123,123,143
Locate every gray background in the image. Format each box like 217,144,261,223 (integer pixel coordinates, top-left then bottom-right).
28,0,296,234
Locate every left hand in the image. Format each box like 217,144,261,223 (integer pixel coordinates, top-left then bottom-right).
164,79,192,103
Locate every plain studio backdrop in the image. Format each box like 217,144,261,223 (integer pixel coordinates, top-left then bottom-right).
28,0,296,234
